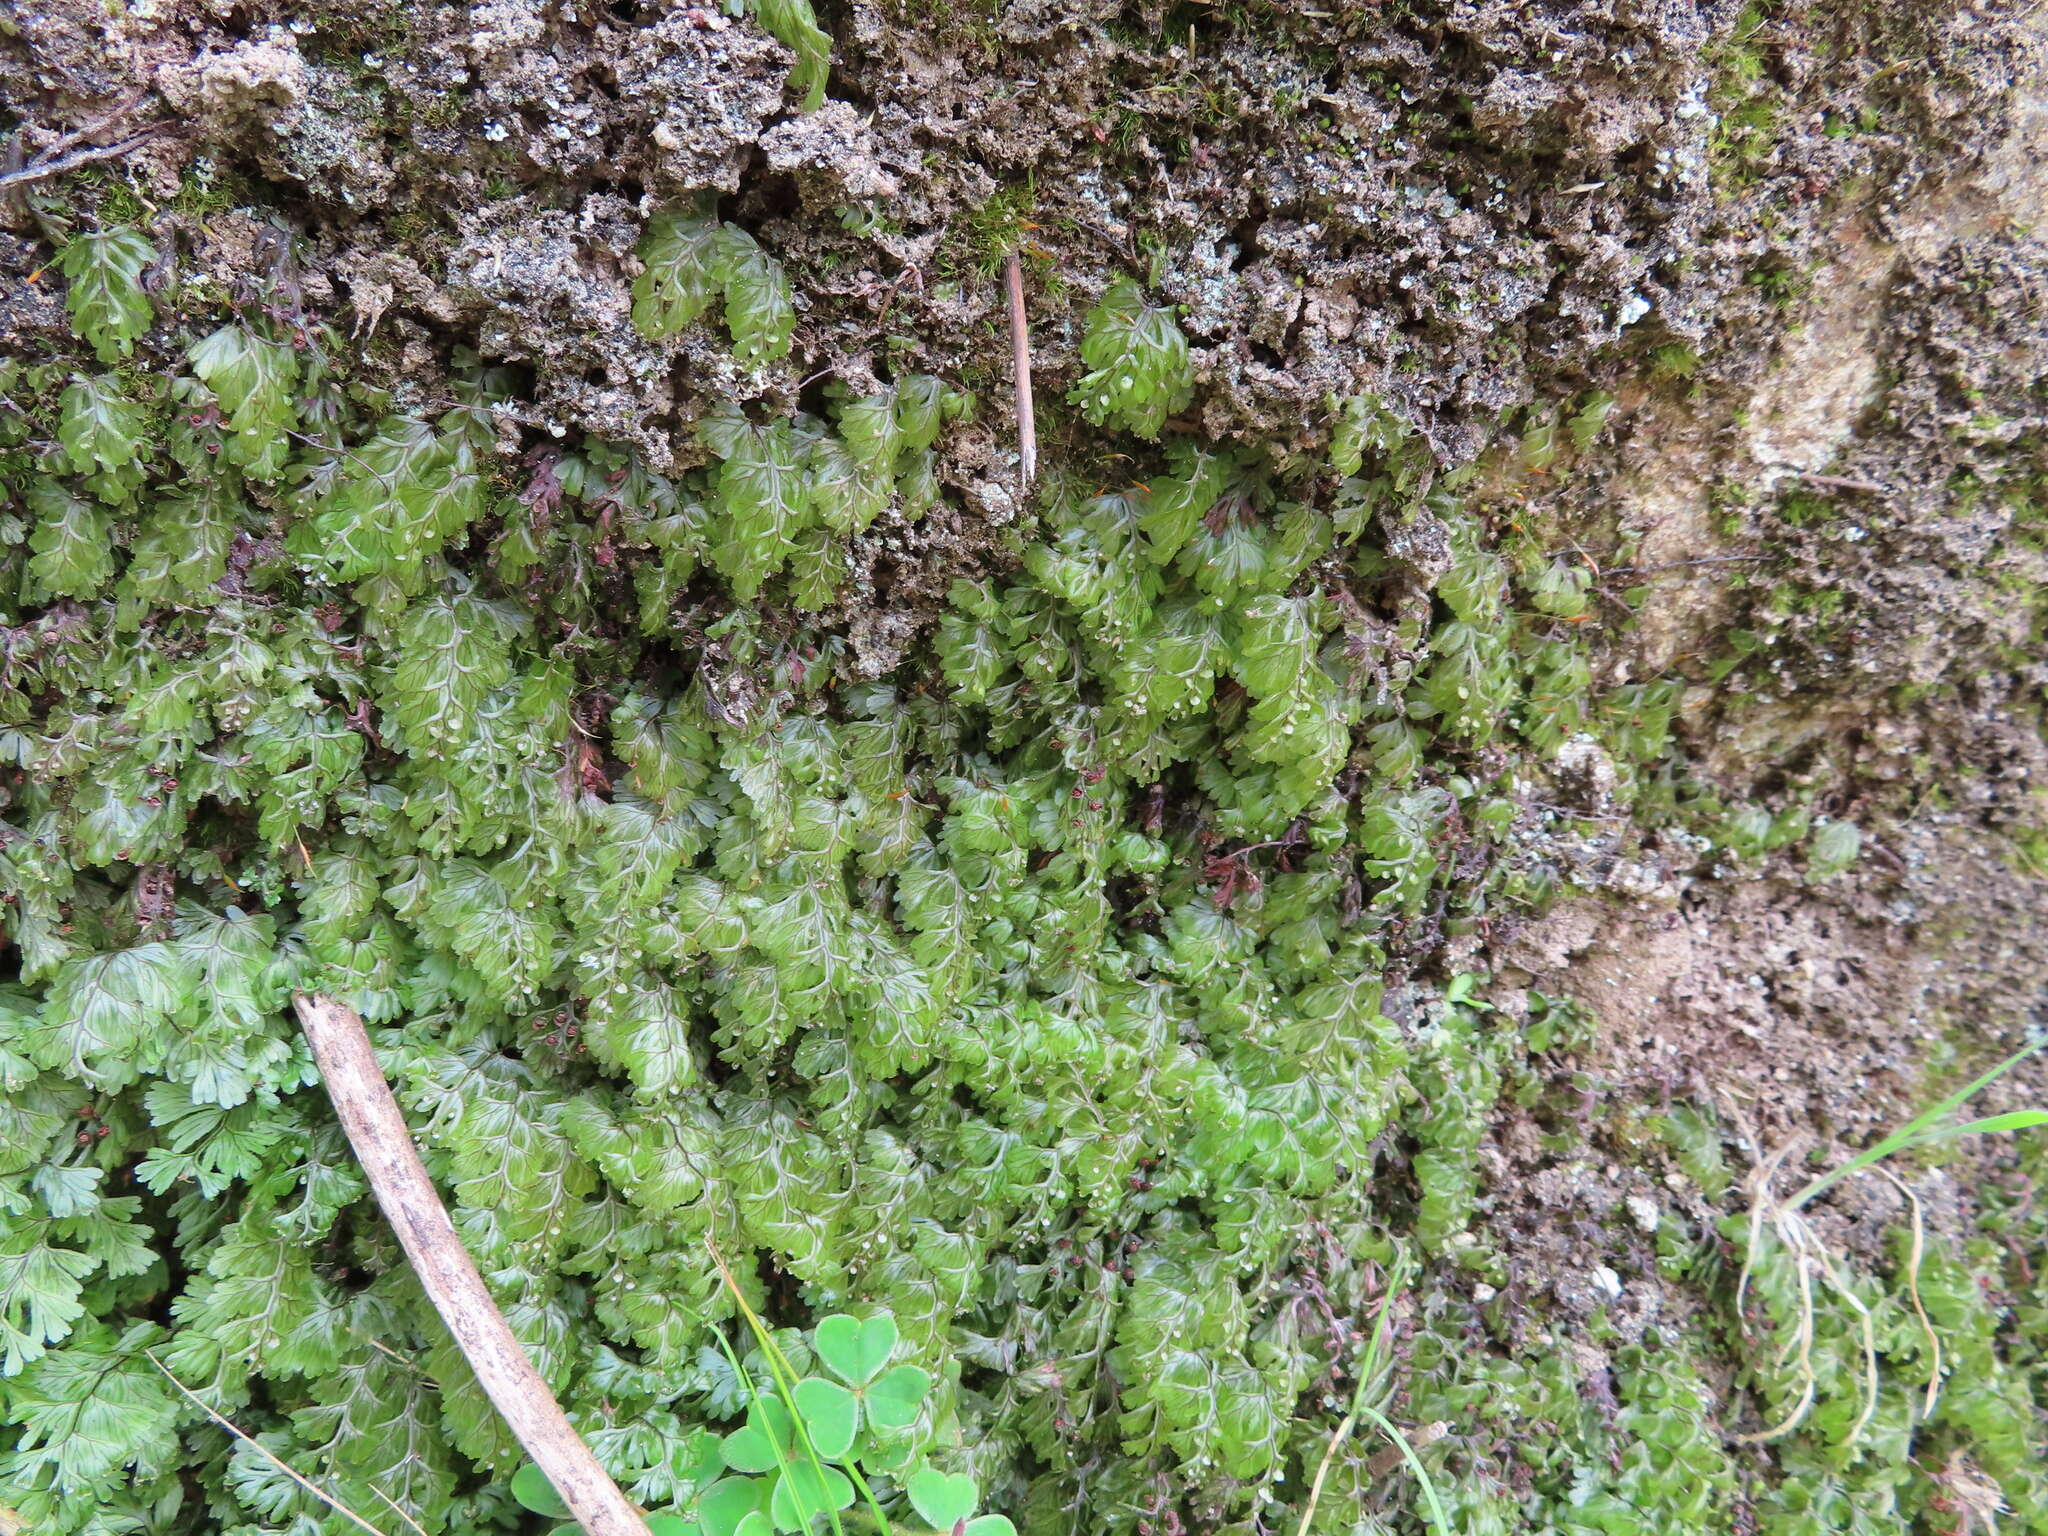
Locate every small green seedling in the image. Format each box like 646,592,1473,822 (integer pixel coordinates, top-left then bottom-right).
507,1262,1010,1536
1734,1037,2048,1443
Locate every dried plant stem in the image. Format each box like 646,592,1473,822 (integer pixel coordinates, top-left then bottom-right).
1006,249,1036,490
292,992,652,1536
1733,1037,2046,1442
146,1349,393,1536
0,128,167,191
1875,1166,1943,1415
1292,1412,1354,1536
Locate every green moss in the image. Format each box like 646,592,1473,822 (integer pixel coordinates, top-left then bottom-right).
945,178,1042,281
1651,342,1702,382
1706,4,1789,191
2009,821,2048,879
1747,259,1814,310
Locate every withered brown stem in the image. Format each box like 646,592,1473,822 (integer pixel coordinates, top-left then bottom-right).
292,992,651,1536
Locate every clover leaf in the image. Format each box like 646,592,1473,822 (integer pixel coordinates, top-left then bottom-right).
790,1376,859,1459
807,1310,930,1435
768,1461,854,1530
813,1312,897,1386
509,1463,570,1518
672,1427,727,1489
864,1363,932,1431
906,1467,979,1528
698,1476,771,1536
721,1395,801,1474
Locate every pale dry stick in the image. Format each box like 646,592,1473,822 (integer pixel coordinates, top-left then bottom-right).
358,1328,437,1378
1005,249,1036,491
0,128,169,192
1806,1228,1880,1445
145,1349,392,1536
1734,1192,1881,1446
1292,1411,1355,1536
1733,1039,2047,1443
292,992,653,1536
34,92,151,157
1292,1416,1451,1536
1731,1141,1819,1445
1874,1166,1943,1415
371,1487,434,1536
1795,471,1890,495
1733,1140,1799,1331
1733,1226,1819,1444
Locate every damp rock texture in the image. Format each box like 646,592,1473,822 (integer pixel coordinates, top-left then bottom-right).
3,0,2048,1533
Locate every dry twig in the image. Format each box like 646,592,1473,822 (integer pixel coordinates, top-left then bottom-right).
0,125,169,192
146,1349,397,1536
1006,249,1036,490
292,992,652,1536
1795,471,1890,495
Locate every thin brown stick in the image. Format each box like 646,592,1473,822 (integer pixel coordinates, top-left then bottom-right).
292,993,652,1536
1874,1166,1942,1416
37,93,150,155
0,127,169,191
1292,1411,1353,1536
1006,249,1036,491
1795,471,1889,494
1603,555,1773,577
146,1349,392,1536
370,1489,433,1536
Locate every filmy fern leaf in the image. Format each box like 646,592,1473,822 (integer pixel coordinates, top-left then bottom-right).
188,324,299,480
1069,277,1194,439
716,224,797,363
631,209,728,339
54,229,157,363
755,0,833,110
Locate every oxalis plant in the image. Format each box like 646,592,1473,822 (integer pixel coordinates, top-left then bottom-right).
1732,1037,2048,1444
507,1275,1012,1536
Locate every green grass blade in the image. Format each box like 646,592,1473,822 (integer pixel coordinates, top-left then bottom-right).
709,1240,890,1536
1934,1109,2048,1137
1350,1248,1413,1412
707,1324,806,1528
1354,1405,1451,1536
1790,1039,2045,1207
705,1262,831,1536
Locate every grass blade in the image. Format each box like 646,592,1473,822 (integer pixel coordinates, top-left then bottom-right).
708,1240,892,1536
1935,1110,2048,1137
1354,1405,1452,1536
1790,1039,2044,1208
